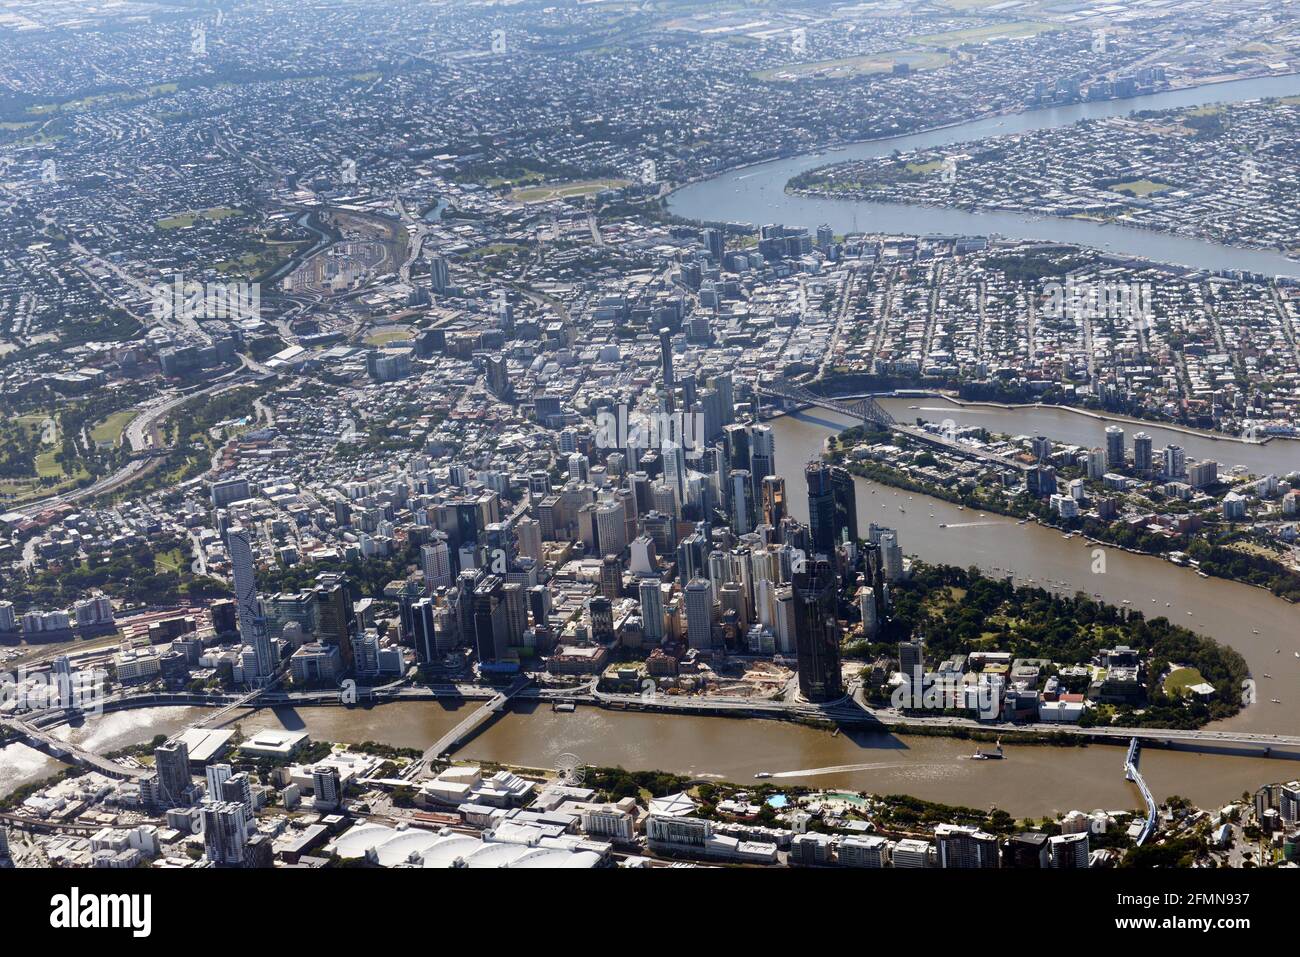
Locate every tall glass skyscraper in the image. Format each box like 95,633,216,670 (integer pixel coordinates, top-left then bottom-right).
792,559,843,703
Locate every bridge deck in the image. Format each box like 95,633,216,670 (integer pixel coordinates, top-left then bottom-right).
756,380,1031,472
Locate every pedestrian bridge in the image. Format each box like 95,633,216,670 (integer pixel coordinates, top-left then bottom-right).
1125,738,1159,846
405,676,531,779
0,714,144,780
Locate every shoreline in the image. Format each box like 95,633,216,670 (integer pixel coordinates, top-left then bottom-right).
666,71,1300,207
887,391,1298,451
784,186,1300,267
836,434,1300,605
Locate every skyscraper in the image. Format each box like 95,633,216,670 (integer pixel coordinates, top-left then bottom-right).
410,596,439,664
1133,432,1154,473
857,585,878,638
750,425,775,505
473,575,507,664
1163,444,1186,479
729,469,754,534
202,801,249,865
806,462,837,555
792,559,843,703
314,573,356,672
421,539,453,589
659,327,675,409
880,530,905,582
677,530,707,587
595,500,628,557
1105,425,1125,470
155,739,192,809
899,639,924,691
684,578,715,651
429,255,451,293
312,766,342,810
205,763,233,803
599,554,622,601
228,526,274,679
502,582,529,646
723,423,751,476
639,578,665,643
831,466,858,545
761,475,787,529
589,596,614,641
936,824,1000,868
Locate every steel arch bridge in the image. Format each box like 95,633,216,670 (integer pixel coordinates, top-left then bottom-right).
755,376,897,428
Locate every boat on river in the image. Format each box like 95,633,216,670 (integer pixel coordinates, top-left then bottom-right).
971,739,1004,760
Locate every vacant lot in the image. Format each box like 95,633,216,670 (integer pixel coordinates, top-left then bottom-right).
909,21,1061,47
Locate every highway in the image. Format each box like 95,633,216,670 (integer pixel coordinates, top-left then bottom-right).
11,373,258,520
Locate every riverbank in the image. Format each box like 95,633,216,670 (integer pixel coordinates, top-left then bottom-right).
833,420,1300,603
669,73,1300,279
666,70,1300,220
893,390,1299,450
786,181,1300,263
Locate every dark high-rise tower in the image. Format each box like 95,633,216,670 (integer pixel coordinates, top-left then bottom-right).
792,559,843,703
473,575,507,663
830,466,858,546
806,462,836,555
723,423,751,476
806,462,857,552
659,328,675,411
314,573,356,672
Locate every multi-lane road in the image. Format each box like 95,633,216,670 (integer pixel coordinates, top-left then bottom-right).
10,373,258,521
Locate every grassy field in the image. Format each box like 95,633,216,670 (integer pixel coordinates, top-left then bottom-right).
1109,179,1174,197
154,547,189,573
364,326,413,346
1164,666,1207,696
510,178,629,203
486,170,548,188
157,206,245,230
0,417,89,505
90,410,136,448
216,239,308,279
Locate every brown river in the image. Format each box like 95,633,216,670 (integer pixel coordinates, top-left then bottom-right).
2,701,1291,817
